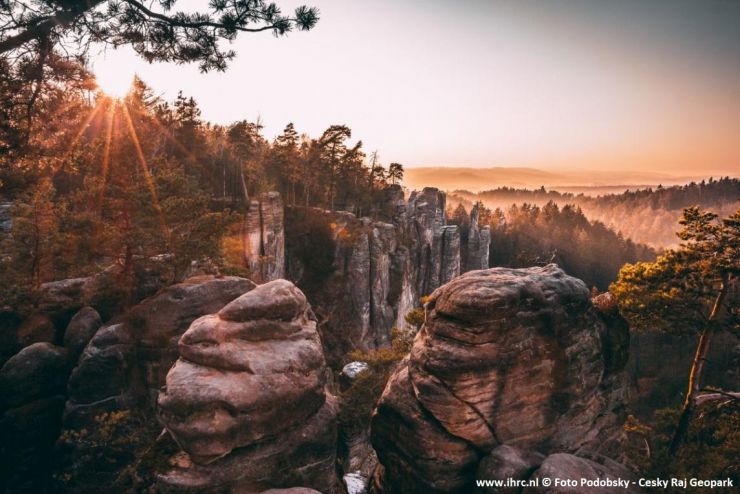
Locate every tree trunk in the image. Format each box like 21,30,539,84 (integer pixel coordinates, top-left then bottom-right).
669,278,729,454
239,165,249,204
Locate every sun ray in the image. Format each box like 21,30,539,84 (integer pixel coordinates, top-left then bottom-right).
51,99,105,175
120,102,171,240
129,104,199,164
96,107,115,215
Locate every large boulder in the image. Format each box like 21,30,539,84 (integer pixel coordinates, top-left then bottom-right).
371,266,631,493
0,342,70,411
0,343,71,492
128,275,256,401
63,306,102,361
157,279,338,493
64,322,137,427
63,275,255,427
37,256,220,323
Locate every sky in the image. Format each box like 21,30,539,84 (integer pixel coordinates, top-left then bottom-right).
91,0,740,176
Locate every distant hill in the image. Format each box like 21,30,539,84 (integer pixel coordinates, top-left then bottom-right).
403,166,729,193
449,177,740,249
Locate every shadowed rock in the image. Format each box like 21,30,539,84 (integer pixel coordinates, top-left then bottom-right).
63,306,102,361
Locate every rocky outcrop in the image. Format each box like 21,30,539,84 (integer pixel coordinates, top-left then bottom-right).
35,255,219,324
156,279,338,493
244,191,285,283
286,187,490,360
371,265,631,493
63,276,255,428
0,343,71,492
63,306,102,361
286,210,407,361
465,203,491,272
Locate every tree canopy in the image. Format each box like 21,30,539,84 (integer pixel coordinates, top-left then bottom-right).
612,206,739,453
0,1,319,71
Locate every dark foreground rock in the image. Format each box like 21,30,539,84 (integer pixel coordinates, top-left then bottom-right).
371,265,634,493
0,343,72,492
157,279,339,493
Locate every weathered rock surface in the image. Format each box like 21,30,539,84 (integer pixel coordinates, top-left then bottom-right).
244,191,285,283
0,201,11,233
63,276,255,428
0,342,70,412
63,306,102,361
156,279,338,493
372,265,631,493
286,187,489,360
0,343,71,492
64,322,137,426
37,255,219,323
465,203,491,272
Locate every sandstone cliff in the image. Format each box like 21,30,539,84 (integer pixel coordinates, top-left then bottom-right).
243,191,285,283
371,265,633,493
286,186,489,362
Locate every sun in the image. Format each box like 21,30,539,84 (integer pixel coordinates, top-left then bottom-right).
94,68,136,99
95,71,134,99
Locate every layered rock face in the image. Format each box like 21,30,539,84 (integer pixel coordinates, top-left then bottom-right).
244,191,285,283
156,279,338,493
371,266,632,493
286,186,488,360
464,203,491,272
64,276,255,427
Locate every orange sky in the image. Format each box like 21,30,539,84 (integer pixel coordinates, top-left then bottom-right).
92,0,740,177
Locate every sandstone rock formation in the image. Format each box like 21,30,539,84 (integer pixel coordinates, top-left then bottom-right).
63,276,255,428
244,191,285,283
156,279,338,493
371,265,632,493
37,255,219,323
63,306,102,361
286,186,489,360
464,202,491,272
0,343,71,492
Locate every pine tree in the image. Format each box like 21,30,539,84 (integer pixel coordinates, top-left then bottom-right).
612,206,739,453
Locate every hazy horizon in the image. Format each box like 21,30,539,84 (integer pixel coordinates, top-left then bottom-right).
92,0,740,177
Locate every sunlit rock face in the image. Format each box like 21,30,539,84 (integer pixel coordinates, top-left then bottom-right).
156,279,338,493
371,265,630,493
244,191,285,283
